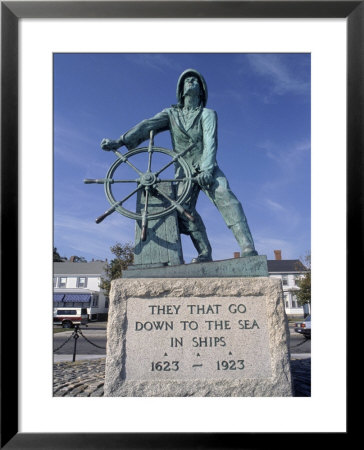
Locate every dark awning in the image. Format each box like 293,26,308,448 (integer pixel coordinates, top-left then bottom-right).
53,294,65,302
63,294,91,303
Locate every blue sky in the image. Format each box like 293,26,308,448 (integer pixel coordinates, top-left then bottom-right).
53,53,310,263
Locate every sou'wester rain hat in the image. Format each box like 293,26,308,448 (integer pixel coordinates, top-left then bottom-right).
176,69,208,107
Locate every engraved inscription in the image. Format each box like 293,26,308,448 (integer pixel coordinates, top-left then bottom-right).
125,297,272,380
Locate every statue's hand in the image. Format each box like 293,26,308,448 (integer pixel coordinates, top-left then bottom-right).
197,171,213,188
100,138,122,151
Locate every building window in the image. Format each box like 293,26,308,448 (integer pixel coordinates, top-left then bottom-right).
282,275,288,286
53,277,57,287
283,293,289,309
77,277,87,288
295,275,301,286
292,294,298,308
105,297,109,308
92,295,99,307
59,277,67,288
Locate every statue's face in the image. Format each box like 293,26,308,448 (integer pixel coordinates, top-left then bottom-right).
183,76,201,97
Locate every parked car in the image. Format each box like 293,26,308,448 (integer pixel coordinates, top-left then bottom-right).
294,314,311,339
53,308,88,328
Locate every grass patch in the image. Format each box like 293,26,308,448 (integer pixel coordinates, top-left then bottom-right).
287,316,305,323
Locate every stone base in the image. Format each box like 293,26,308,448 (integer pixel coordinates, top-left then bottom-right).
104,277,294,397
123,255,269,278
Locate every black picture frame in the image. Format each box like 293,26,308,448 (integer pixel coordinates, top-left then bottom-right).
1,1,357,448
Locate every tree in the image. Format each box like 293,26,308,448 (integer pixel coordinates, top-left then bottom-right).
70,255,87,263
296,253,311,306
53,247,66,262
100,242,134,294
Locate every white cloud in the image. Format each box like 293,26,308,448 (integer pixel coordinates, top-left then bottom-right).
257,139,310,185
253,197,302,233
265,198,286,212
54,123,97,148
254,235,297,260
54,212,134,260
245,54,310,97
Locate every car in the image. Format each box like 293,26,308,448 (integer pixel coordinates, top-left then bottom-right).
294,314,311,339
53,307,88,328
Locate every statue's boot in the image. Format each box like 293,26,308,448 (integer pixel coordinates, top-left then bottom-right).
230,221,258,257
190,230,213,263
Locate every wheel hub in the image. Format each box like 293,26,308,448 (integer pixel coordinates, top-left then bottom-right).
140,172,156,186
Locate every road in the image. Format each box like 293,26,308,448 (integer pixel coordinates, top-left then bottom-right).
53,323,107,355
289,325,311,354
53,322,311,357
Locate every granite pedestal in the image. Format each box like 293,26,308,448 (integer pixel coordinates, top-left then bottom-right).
104,275,293,397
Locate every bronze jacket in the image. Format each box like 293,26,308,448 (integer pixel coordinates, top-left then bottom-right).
121,106,218,175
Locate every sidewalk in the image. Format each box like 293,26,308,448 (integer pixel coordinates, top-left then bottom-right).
291,353,311,359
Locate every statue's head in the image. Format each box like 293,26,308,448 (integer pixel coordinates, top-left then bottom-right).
176,69,208,107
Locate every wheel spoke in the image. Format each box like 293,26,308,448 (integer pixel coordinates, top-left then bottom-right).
117,185,144,205
143,188,150,216
113,149,144,176
154,186,194,222
124,160,144,176
153,158,176,177
147,150,153,173
155,178,195,183
141,188,149,241
147,130,154,172
84,178,108,184
96,184,143,223
84,178,139,184
154,143,195,177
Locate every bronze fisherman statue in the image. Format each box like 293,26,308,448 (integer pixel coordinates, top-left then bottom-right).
101,69,258,263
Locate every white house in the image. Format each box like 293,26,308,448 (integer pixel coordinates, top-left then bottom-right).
53,260,109,321
268,250,309,318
